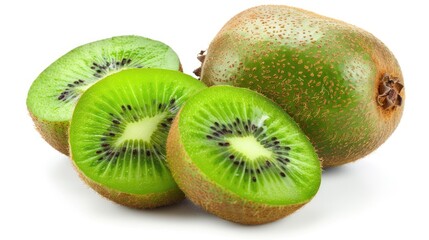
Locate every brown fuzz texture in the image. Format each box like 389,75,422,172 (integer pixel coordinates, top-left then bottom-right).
71,160,185,209
30,112,69,155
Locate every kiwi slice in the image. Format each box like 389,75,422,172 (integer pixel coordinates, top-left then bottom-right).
69,69,206,208
27,35,181,155
167,86,321,224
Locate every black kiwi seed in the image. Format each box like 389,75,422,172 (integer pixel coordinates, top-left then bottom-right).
280,172,286,177
252,176,257,182
229,155,235,160
207,135,213,139
58,58,137,102
112,119,120,124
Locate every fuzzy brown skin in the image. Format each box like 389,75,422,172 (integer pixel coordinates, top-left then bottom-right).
70,160,185,209
30,112,69,155
167,111,306,225
200,5,404,167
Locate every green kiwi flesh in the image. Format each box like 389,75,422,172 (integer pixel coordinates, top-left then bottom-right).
27,35,181,155
167,86,321,224
199,5,405,167
69,69,206,208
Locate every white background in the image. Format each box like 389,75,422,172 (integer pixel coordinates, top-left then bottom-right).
1,0,428,239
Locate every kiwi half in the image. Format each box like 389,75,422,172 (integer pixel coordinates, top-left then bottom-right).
27,35,181,155
69,69,206,208
167,86,321,224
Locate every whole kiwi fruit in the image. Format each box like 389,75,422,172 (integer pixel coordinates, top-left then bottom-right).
198,5,405,167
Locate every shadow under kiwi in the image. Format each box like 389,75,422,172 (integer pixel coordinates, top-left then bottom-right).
50,155,379,228
49,155,212,220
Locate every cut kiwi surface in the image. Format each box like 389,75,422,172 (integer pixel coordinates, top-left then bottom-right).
27,35,181,155
167,86,321,224
69,69,206,208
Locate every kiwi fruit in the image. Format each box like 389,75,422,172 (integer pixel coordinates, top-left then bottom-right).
167,86,321,224
198,5,405,167
27,35,181,155
69,68,206,208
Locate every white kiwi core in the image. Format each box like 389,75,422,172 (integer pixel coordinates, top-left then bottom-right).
227,135,273,161
115,112,167,146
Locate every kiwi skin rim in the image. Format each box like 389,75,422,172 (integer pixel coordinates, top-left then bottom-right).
30,112,69,155
167,110,306,225
69,154,185,209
